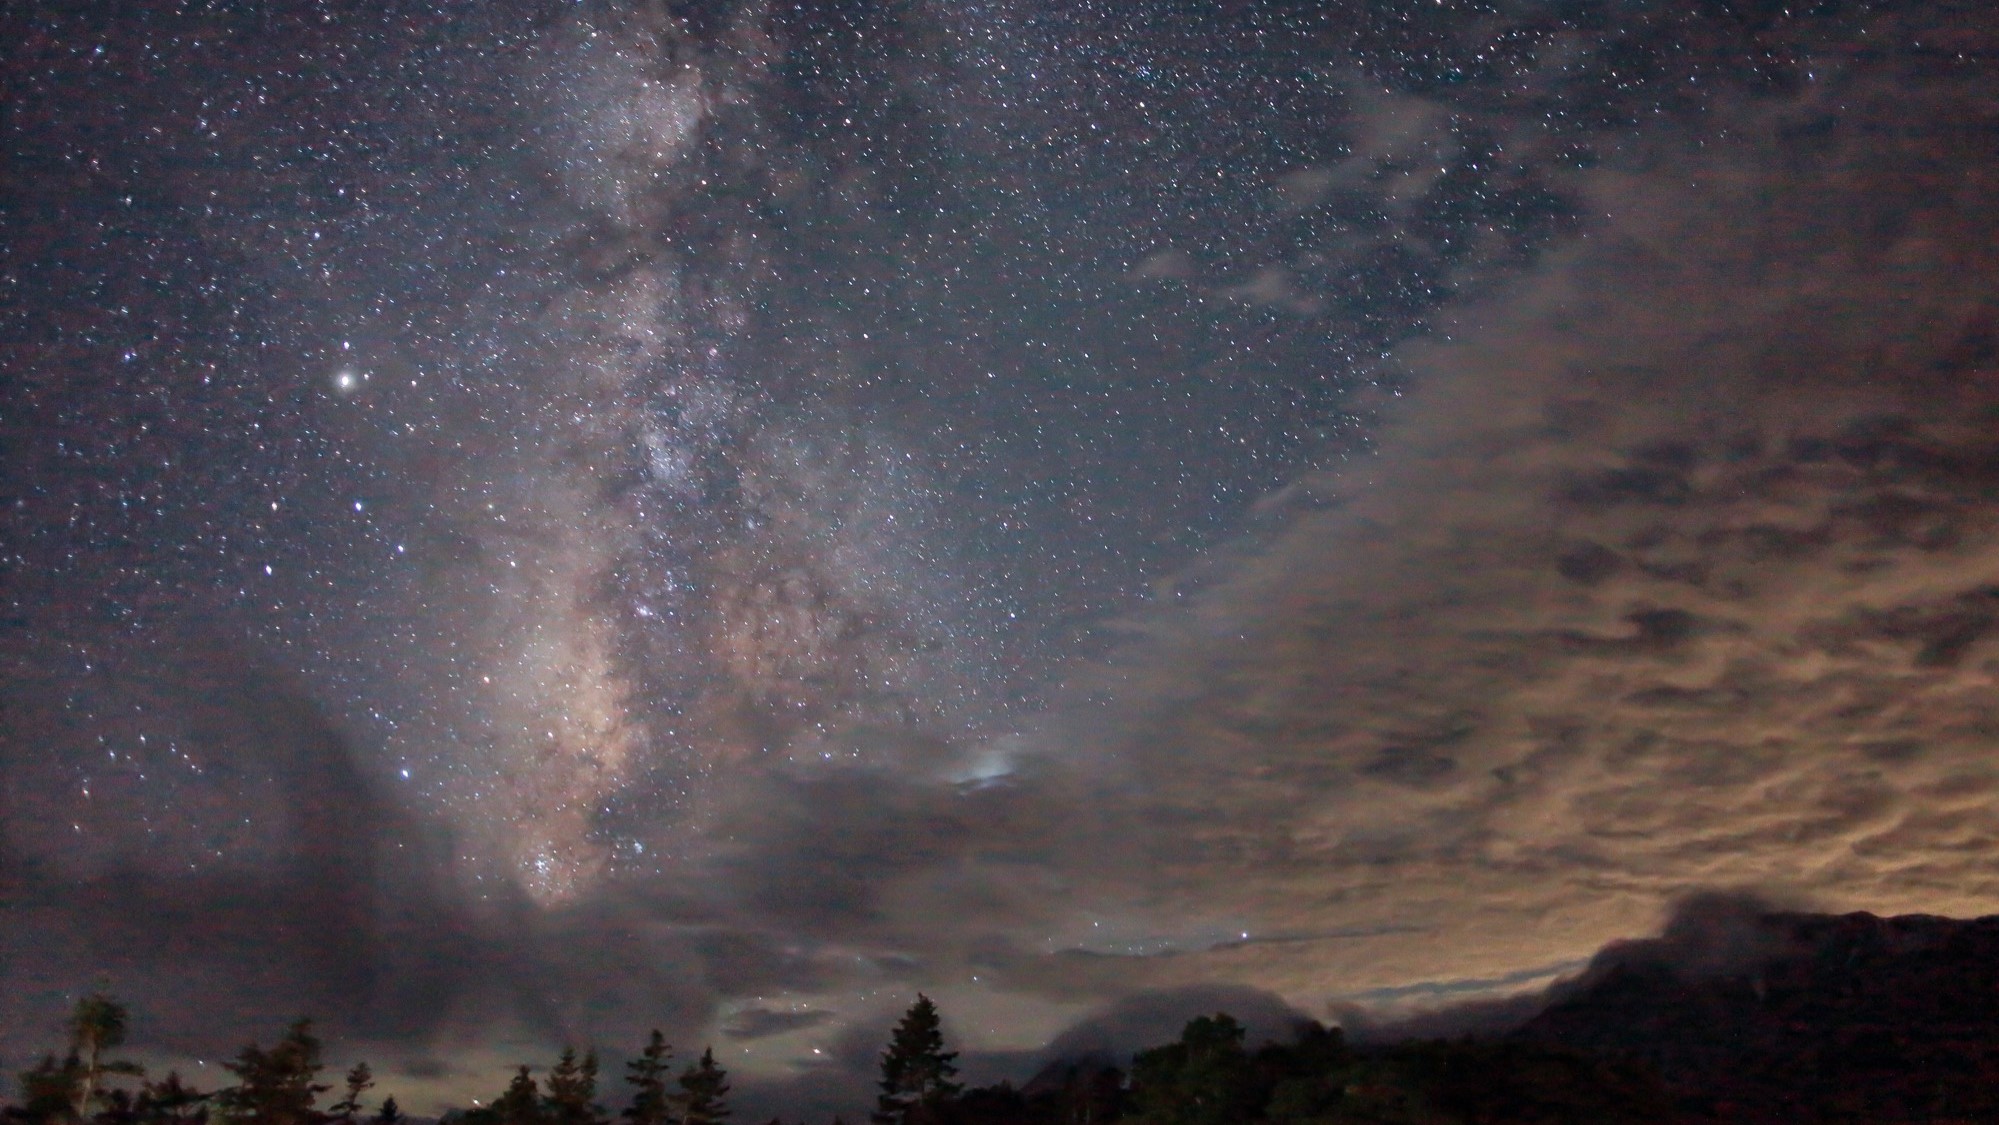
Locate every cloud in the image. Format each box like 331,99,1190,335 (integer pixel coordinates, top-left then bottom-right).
724,1007,838,1041
1042,56,1999,1023
0,633,480,1051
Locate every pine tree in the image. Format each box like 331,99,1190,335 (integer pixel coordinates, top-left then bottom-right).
135,1071,213,1123
18,1053,85,1120
621,1031,673,1125
675,1048,730,1125
373,1095,405,1124
98,1086,137,1122
546,1047,602,1125
68,991,145,1117
494,1065,546,1125
872,995,960,1125
217,1018,330,1125
331,1062,375,1122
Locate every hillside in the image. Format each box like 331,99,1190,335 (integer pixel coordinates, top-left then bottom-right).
1517,905,1999,1122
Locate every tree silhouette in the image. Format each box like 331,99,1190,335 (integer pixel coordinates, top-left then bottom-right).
675,1048,730,1125
372,1095,405,1124
216,1018,330,1125
134,1070,213,1123
620,1031,673,1125
873,995,960,1125
545,1048,602,1125
1127,1014,1257,1125
68,992,145,1118
493,1065,546,1125
331,1061,375,1122
18,1052,85,1121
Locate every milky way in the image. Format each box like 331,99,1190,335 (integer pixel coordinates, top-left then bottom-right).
8,0,1999,1117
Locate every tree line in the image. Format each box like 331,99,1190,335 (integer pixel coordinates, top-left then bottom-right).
856,997,1691,1125
1,993,728,1125
8,991,1694,1124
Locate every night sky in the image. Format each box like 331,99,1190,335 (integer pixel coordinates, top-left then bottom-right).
6,0,1999,1117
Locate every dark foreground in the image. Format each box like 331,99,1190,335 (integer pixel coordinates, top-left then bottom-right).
17,908,1999,1124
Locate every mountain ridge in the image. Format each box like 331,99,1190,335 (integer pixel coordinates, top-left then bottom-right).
1511,901,1999,1121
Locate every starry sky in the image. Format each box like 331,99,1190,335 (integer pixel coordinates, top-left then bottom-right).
6,0,1999,1117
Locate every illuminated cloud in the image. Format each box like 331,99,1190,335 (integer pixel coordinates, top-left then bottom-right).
1050,68,1999,1018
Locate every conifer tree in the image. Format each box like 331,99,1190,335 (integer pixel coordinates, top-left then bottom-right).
621,1031,673,1125
331,1061,375,1122
494,1065,546,1125
872,995,960,1125
675,1048,730,1125
217,1018,329,1125
68,991,145,1117
545,1047,602,1125
18,1053,85,1120
372,1095,405,1124
102,1085,140,1122
135,1071,212,1123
